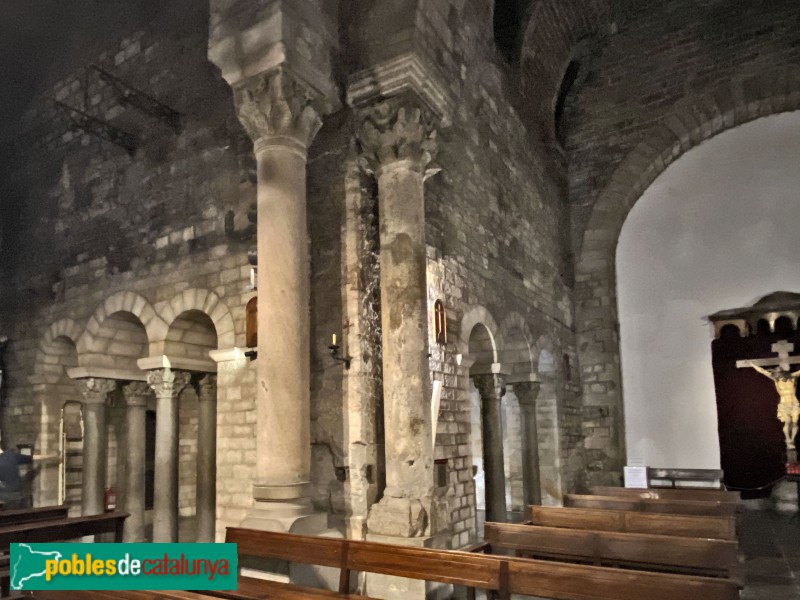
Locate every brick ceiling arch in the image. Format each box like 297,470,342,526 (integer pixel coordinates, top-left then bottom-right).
575,67,800,486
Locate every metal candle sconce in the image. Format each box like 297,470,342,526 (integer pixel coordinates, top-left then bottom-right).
328,334,351,370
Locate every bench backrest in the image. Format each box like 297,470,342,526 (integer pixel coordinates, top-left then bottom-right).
590,486,740,503
529,505,737,539
226,527,740,600
0,511,128,548
564,494,738,516
484,521,740,581
0,505,70,527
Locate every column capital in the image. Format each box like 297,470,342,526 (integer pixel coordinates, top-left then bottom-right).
146,368,190,399
234,68,322,154
194,373,217,401
513,381,542,407
121,381,151,407
78,378,117,405
472,373,507,402
355,96,440,176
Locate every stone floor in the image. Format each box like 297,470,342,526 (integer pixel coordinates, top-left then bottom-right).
740,508,800,599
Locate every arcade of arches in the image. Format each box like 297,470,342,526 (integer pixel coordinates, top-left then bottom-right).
0,0,799,590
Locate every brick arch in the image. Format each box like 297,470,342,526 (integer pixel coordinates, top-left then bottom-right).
575,69,800,485
30,319,83,385
156,288,235,350
457,305,500,364
76,291,166,357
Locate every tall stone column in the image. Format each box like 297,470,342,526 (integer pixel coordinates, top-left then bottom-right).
78,378,116,516
514,381,542,507
147,368,189,542
473,374,508,523
233,70,322,529
195,374,217,542
356,98,439,539
121,381,150,542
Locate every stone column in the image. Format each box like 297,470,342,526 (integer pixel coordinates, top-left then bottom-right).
473,374,508,523
121,381,150,542
514,381,542,507
147,368,189,542
78,378,116,516
195,374,217,542
356,98,439,539
232,70,322,529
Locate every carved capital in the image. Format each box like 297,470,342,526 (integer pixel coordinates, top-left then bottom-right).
146,368,190,400
234,68,322,152
79,378,117,405
472,374,506,402
122,381,151,407
194,374,218,402
355,97,440,176
513,381,541,408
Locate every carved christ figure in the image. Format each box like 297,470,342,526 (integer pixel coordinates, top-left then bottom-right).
749,364,800,450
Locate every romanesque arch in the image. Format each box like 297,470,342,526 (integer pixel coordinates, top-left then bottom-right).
157,288,235,351
76,291,165,359
575,68,800,484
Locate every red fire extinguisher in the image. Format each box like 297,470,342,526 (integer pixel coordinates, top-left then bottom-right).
104,487,117,512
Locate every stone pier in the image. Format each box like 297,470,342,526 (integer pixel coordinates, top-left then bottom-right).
514,380,543,507
231,70,323,530
121,381,151,542
147,367,190,542
473,374,508,523
195,374,217,542
77,378,117,516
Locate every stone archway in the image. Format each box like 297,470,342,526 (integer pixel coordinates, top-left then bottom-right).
497,313,536,512
575,70,800,485
30,319,83,508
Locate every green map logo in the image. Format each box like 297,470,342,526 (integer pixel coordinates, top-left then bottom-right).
10,543,237,591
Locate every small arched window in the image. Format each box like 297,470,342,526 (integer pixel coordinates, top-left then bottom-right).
434,300,447,345
246,297,257,348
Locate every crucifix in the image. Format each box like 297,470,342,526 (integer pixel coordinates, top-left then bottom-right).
738,340,800,460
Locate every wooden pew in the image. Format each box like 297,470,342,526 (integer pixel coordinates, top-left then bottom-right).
0,512,128,597
477,521,741,582
30,585,363,599
564,493,738,516
221,527,740,600
529,505,737,540
0,506,69,528
590,485,740,503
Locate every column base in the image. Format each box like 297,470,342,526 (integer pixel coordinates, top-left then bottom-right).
364,533,452,600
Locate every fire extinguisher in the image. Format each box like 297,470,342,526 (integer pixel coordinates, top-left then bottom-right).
104,487,117,512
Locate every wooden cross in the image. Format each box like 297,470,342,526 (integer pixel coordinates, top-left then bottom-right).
737,340,800,371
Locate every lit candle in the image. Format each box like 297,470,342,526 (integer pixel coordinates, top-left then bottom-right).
332,333,337,346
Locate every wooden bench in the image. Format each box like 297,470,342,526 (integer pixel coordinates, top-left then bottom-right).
29,585,361,600
0,506,69,528
220,527,740,600
475,521,741,582
0,512,128,597
648,467,724,489
530,505,737,540
564,493,739,516
591,485,740,503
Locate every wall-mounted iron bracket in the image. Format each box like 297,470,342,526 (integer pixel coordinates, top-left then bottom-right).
91,65,183,132
54,101,138,155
